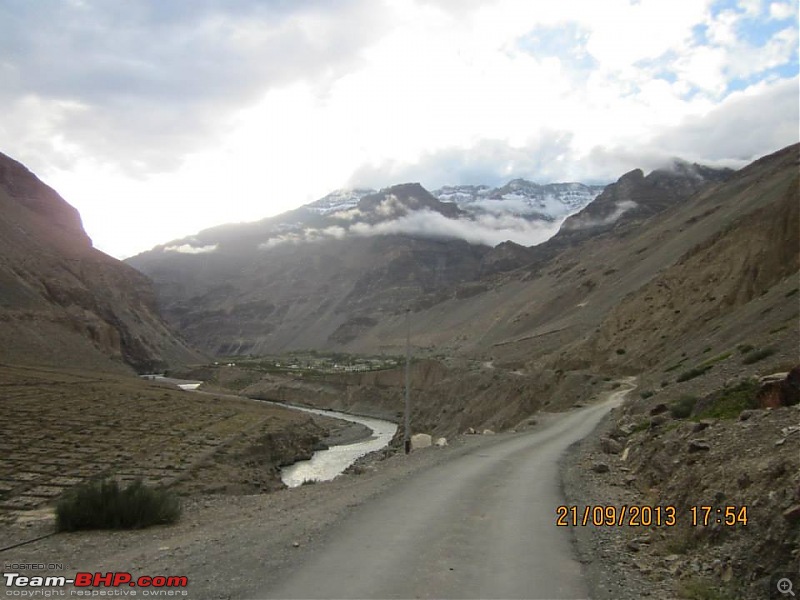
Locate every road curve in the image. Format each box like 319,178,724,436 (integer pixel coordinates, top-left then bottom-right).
262,387,631,600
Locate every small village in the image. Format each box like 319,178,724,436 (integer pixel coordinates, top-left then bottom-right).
216,352,402,375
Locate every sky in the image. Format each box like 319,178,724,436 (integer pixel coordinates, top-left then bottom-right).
1,0,798,259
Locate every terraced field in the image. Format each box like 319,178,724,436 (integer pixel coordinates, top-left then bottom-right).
0,365,326,525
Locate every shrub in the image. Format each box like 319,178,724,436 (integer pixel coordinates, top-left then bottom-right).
616,348,626,355
678,578,725,600
676,365,713,382
736,343,754,354
742,347,776,365
698,351,732,369
56,478,180,532
669,395,697,419
695,380,760,420
640,390,655,399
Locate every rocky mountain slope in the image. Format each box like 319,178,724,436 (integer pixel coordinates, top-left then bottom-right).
0,152,204,372
126,179,600,356
188,144,799,440
127,161,735,358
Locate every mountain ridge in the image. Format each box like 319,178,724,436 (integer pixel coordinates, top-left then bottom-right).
0,152,204,372
126,151,746,358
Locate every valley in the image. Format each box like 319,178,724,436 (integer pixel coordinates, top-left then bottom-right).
0,143,797,599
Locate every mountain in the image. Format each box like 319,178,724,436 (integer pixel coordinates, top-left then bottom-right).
127,158,741,358
435,180,605,222
218,144,797,439
126,176,605,356
557,160,734,240
304,179,604,224
0,152,204,372
127,185,494,355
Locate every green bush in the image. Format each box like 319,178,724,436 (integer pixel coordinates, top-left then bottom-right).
669,395,698,419
697,351,732,369
736,343,754,354
678,577,725,600
742,347,776,364
695,380,760,420
676,365,713,382
640,390,654,399
56,478,180,532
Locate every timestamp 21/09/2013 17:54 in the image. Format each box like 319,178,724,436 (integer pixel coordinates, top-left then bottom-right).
556,505,749,527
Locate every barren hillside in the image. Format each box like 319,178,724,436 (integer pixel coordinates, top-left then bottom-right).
0,152,204,372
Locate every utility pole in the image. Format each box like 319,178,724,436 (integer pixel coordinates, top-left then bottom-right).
404,308,411,454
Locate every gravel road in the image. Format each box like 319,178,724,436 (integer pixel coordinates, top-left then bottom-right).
264,395,624,599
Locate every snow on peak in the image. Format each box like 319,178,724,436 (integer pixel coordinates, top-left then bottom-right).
306,188,375,215
433,180,604,221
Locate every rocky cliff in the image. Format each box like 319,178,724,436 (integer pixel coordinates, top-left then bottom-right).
0,152,204,372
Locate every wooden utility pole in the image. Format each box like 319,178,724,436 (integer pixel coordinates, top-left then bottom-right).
404,308,411,454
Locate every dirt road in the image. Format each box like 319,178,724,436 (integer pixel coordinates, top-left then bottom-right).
263,392,628,599
3,386,631,600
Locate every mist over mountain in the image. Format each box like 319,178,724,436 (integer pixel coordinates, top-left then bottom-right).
126,154,752,358
151,178,604,258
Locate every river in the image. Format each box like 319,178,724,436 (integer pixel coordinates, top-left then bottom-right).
268,404,398,487
143,376,398,488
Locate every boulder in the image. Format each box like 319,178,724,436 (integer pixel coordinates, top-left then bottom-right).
649,403,669,416
688,439,710,453
649,414,670,428
738,410,757,421
783,504,800,522
411,433,432,450
600,436,623,454
434,437,448,447
757,366,800,408
482,429,495,435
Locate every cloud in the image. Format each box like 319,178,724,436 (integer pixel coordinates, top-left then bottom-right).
163,243,218,254
347,133,581,190
0,0,389,175
257,208,568,250
635,76,799,167
350,74,798,189
1,0,797,259
352,209,564,247
561,200,638,231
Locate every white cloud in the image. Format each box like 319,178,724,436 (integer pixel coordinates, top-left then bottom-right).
348,209,564,247
769,1,796,20
562,200,638,231
0,0,796,258
163,243,218,254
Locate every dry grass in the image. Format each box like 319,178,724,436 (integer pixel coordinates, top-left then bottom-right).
0,365,318,525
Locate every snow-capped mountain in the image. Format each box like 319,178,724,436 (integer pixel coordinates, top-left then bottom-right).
435,180,606,222
306,188,375,215
304,179,605,225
